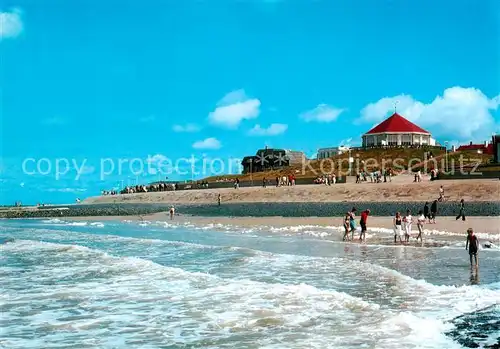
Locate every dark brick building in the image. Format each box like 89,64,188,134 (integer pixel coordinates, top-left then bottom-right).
241,147,306,174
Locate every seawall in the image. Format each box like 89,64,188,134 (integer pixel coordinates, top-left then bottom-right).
1,201,499,219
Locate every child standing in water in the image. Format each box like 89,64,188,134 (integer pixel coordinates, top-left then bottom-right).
466,228,479,268
169,206,175,220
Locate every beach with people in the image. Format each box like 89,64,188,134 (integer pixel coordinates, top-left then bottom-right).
83,177,500,204
2,175,499,348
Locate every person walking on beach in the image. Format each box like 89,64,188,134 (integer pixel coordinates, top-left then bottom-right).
438,185,445,202
393,212,403,243
456,199,466,221
359,209,370,242
465,228,479,268
403,210,413,243
430,200,438,224
217,194,221,206
169,206,175,220
416,210,425,242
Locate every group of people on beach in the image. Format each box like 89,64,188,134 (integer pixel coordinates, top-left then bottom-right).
342,207,370,242
342,205,430,244
392,209,424,243
342,196,468,245
340,203,481,269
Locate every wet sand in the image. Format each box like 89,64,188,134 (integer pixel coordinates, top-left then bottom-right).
66,214,500,236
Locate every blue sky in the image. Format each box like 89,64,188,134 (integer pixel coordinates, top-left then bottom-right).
1,0,499,205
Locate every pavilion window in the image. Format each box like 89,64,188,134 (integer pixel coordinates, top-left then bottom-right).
402,134,411,145
388,134,398,146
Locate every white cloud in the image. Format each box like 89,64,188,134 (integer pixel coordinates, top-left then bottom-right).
0,8,23,39
208,89,261,129
172,123,200,132
146,154,169,164
146,154,172,174
192,137,221,150
248,123,288,136
300,104,345,122
359,87,500,140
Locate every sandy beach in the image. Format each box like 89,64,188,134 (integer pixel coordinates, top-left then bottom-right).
84,177,500,204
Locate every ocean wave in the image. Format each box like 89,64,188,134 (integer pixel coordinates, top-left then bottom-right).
2,239,497,348
40,218,105,228
1,240,393,348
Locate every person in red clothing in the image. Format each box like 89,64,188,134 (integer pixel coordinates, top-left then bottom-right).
359,209,370,242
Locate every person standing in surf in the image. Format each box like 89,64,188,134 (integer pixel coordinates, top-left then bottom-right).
416,210,425,242
456,199,466,221
465,228,479,268
343,212,351,241
359,209,370,242
349,207,357,241
403,209,413,243
169,206,175,220
393,212,403,243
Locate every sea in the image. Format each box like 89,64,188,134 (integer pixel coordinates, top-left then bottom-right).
1,218,499,349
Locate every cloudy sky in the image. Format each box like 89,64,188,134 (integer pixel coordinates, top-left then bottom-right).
1,0,499,204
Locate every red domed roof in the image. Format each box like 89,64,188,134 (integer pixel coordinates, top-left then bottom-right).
365,113,430,135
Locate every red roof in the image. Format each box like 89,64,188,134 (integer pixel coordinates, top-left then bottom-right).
457,143,493,154
365,113,430,135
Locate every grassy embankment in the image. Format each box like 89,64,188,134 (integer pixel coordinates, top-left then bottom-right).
203,148,494,182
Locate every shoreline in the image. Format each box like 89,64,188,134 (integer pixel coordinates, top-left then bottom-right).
62,214,500,236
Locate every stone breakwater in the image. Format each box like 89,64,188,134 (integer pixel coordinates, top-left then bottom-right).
177,201,500,217
1,201,499,218
0,204,172,219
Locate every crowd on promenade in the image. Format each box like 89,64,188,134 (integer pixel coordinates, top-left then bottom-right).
314,174,337,185
354,168,394,183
